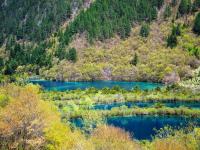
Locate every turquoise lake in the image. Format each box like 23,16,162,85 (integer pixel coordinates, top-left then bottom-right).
93,101,200,110
71,115,200,140
29,80,162,91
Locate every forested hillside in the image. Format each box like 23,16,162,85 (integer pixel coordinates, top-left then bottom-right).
0,0,74,42
0,0,200,84
59,0,164,46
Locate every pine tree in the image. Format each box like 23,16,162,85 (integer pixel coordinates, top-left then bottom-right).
164,5,172,19
167,33,177,48
179,0,191,15
172,24,181,36
192,0,200,11
67,48,77,62
193,12,200,35
130,53,139,66
140,23,150,37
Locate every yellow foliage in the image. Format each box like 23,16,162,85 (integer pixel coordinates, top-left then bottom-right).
90,125,140,150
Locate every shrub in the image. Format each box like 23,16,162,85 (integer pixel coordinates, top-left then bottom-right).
91,125,140,150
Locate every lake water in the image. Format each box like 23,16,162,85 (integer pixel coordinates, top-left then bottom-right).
93,101,200,110
107,115,200,140
71,115,200,140
29,80,162,91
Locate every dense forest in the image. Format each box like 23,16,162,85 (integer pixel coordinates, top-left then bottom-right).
0,0,74,42
59,0,164,46
0,0,200,82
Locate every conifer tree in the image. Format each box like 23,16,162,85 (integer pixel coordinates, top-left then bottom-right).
140,23,150,37
193,12,200,35
68,48,77,62
179,0,192,15
130,53,139,66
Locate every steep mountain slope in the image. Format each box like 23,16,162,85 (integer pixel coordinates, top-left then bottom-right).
0,0,86,43
0,0,200,84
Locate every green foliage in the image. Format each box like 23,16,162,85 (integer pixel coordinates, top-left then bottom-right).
193,12,200,35
0,0,73,42
3,39,52,74
167,33,178,48
140,23,150,37
130,53,139,66
187,46,200,59
60,0,163,45
171,0,178,7
67,48,77,62
164,5,172,19
55,45,67,60
172,24,182,36
192,0,200,11
0,94,9,108
167,24,182,48
178,0,192,15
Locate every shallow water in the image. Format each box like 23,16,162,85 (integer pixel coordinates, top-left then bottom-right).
93,101,200,110
29,80,162,91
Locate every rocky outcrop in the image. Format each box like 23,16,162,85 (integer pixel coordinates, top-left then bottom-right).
162,72,180,84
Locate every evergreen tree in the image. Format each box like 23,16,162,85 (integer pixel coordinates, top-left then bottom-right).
164,5,172,19
167,33,177,48
192,0,200,11
171,0,178,7
193,12,200,35
55,46,67,60
130,53,139,66
179,0,192,15
140,23,150,37
67,48,77,62
61,0,162,46
172,24,181,36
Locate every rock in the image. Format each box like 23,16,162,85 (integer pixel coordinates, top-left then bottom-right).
163,72,180,84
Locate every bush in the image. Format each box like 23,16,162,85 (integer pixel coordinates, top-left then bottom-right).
91,125,140,150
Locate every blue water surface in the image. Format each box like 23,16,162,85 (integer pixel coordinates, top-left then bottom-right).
107,115,200,140
29,80,162,91
93,101,200,110
71,115,200,140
